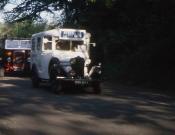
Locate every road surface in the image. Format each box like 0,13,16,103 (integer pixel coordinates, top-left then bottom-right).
0,76,175,135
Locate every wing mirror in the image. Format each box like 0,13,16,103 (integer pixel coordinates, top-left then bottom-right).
89,43,96,47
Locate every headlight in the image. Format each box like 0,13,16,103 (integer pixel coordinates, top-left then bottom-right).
6,51,12,56
27,57,31,62
70,58,76,65
85,59,91,66
7,57,11,62
63,66,72,73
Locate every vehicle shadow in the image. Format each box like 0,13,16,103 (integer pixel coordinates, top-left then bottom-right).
5,71,30,78
0,77,175,135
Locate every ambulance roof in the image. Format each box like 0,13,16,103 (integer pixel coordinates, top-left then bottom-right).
32,28,87,41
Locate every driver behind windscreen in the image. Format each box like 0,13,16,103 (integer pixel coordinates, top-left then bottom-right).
56,40,69,50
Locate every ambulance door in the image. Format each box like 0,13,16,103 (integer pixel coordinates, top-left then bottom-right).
40,35,53,79
31,37,42,76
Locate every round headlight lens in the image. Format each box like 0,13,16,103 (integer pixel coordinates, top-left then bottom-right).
6,51,12,56
70,58,76,65
64,66,72,73
7,57,11,62
85,59,91,65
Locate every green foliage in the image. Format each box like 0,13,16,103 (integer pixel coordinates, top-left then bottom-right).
80,0,175,88
0,21,48,38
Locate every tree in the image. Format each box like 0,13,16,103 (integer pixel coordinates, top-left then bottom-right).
0,21,48,38
0,0,87,23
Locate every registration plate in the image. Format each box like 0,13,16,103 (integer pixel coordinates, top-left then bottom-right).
75,80,88,85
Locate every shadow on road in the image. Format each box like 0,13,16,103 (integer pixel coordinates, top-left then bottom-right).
0,76,175,135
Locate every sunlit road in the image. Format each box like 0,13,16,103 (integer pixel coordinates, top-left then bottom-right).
0,77,175,135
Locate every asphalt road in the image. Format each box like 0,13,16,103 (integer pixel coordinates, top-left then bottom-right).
0,76,175,135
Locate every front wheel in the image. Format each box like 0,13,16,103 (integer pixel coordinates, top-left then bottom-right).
92,82,101,94
50,66,62,94
50,78,62,94
0,67,4,77
31,69,40,88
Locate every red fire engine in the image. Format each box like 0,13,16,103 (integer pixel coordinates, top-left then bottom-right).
0,38,31,76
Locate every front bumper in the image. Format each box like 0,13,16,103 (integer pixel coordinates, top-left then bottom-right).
56,76,100,86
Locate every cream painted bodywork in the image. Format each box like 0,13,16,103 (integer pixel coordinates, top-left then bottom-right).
38,51,88,79
31,28,91,80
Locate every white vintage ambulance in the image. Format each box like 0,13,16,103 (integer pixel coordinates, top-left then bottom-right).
30,28,101,94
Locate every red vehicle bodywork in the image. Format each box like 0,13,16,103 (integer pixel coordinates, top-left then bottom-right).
0,38,31,74
4,50,30,73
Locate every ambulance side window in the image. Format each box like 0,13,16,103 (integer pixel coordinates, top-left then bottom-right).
44,36,52,50
37,37,42,51
32,38,35,51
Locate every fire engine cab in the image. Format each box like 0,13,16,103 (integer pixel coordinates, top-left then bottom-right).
31,28,102,94
0,38,31,76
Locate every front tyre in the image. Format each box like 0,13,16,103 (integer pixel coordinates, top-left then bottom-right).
92,82,101,94
50,66,62,94
0,67,4,77
50,77,62,94
31,69,40,88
